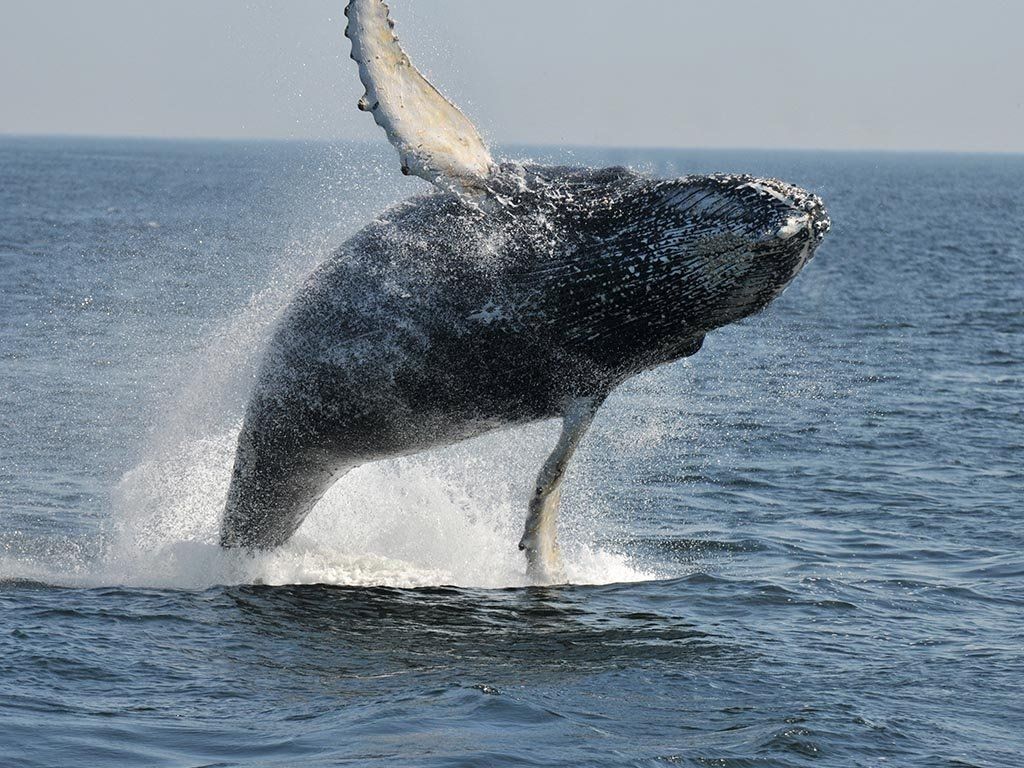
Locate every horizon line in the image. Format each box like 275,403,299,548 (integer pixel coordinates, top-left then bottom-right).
2,131,1023,159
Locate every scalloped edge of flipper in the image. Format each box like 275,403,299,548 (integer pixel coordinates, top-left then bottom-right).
344,0,497,201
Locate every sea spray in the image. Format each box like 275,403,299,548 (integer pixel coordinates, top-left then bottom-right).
104,408,656,590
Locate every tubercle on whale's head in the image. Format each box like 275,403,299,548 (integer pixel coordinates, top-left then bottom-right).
636,173,831,332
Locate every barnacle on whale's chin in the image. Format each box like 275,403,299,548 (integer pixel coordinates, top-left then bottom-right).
742,176,831,251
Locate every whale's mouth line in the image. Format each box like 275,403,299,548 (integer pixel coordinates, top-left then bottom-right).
738,178,807,208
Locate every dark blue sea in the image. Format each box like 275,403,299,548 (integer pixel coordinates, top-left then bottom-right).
1,137,1021,767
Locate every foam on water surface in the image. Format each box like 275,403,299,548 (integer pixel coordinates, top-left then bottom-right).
2,395,657,592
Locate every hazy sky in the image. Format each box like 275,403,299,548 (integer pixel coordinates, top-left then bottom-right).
2,0,1022,152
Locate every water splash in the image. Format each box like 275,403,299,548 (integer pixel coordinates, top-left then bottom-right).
1,422,657,591
95,408,656,590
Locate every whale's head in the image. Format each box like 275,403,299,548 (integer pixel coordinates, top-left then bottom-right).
639,173,830,333
545,169,830,376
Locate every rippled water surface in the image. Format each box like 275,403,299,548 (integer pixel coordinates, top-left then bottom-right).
1,138,1022,766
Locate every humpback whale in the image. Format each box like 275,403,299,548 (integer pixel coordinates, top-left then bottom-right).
220,0,831,582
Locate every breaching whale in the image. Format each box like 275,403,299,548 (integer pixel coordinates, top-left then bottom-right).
220,0,831,582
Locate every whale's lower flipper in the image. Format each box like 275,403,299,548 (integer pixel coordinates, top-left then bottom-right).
519,395,604,584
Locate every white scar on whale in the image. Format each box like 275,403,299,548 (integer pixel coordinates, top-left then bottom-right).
218,0,830,584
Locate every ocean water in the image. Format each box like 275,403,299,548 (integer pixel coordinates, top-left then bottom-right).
0,136,1021,767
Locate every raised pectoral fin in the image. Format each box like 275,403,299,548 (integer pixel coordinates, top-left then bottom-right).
344,0,497,200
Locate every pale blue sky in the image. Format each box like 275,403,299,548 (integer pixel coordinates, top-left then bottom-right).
2,0,1022,152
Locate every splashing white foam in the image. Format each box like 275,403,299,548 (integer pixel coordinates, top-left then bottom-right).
1,416,658,591
0,419,640,591
97,416,657,590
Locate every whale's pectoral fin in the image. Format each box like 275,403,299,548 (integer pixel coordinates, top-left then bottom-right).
344,0,497,202
519,395,605,584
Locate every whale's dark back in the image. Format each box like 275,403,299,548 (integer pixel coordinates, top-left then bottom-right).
286,164,826,401
221,164,829,548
